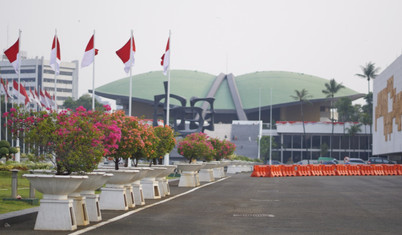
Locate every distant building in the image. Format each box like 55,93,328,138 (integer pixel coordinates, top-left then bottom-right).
0,53,79,108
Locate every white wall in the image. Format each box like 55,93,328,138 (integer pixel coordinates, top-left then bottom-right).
373,54,402,155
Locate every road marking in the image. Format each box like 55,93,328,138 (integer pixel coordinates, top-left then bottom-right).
233,213,275,218
250,199,279,202
69,177,230,235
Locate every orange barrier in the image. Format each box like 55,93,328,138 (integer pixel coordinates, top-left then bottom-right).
360,165,374,176
251,165,263,177
396,164,402,175
322,165,336,176
310,165,323,176
296,165,311,176
336,164,348,176
347,165,361,176
262,165,271,177
372,164,385,176
382,164,397,176
282,165,297,177
270,165,283,177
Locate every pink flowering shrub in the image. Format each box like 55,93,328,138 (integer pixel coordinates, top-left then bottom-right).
4,106,121,175
208,138,236,160
177,132,214,163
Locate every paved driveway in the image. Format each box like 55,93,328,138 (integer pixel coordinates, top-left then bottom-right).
2,174,402,234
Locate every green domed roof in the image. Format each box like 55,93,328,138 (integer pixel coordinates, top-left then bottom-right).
94,70,361,110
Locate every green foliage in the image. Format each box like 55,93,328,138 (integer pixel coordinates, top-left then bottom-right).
320,143,329,157
260,136,277,163
0,161,53,171
153,125,176,163
0,140,14,161
177,133,215,163
63,94,104,111
208,138,236,161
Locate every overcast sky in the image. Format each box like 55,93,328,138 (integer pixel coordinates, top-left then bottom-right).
1,0,402,103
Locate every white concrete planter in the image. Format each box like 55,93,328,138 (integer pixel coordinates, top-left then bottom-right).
140,167,166,199
199,162,218,182
130,167,151,206
23,174,88,231
70,172,113,223
176,163,204,187
95,169,139,211
153,165,177,196
227,161,241,174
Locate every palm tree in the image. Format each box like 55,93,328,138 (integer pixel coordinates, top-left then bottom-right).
346,123,362,154
355,62,380,94
291,89,312,160
322,79,345,157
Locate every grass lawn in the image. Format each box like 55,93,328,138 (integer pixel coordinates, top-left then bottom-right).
0,171,42,214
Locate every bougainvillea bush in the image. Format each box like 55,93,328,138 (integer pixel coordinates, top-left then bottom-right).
4,106,121,175
208,138,236,161
177,132,214,163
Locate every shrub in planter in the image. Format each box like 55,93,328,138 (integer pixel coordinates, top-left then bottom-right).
0,140,18,161
208,138,236,161
4,106,121,175
177,132,214,163
153,125,176,165
130,123,159,167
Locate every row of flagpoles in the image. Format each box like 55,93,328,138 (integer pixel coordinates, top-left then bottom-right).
2,29,171,116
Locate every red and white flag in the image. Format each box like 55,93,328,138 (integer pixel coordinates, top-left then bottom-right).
29,88,41,106
160,37,170,76
12,81,30,105
4,38,20,74
1,79,11,103
50,34,61,75
45,90,55,110
81,34,99,68
39,90,48,108
116,34,135,73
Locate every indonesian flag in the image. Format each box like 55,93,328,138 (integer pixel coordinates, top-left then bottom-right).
4,38,20,74
81,34,99,68
39,90,49,108
45,90,55,109
116,34,135,73
160,37,170,76
29,88,41,106
12,81,30,105
50,35,61,75
1,79,11,103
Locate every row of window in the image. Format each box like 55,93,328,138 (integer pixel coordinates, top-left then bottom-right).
43,69,73,76
279,134,371,150
43,78,73,84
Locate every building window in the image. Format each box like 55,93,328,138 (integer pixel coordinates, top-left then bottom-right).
312,136,320,149
283,135,291,149
293,135,301,149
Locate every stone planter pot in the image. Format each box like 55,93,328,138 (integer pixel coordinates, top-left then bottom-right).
176,163,204,187
128,167,151,206
23,174,88,231
152,165,177,196
69,172,113,224
94,169,139,211
199,162,218,182
140,167,167,199
226,161,241,174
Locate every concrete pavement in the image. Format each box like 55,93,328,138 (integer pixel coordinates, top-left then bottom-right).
1,174,402,234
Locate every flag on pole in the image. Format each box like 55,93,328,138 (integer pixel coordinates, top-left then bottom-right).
12,81,30,105
81,34,99,68
39,90,48,108
50,35,61,75
29,88,41,106
4,38,20,74
116,34,135,73
0,78,10,99
45,90,55,110
161,37,170,76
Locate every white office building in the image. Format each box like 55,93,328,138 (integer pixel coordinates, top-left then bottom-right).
0,52,79,108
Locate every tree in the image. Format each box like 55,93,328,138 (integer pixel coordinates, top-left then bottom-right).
260,136,277,164
291,89,312,160
322,79,345,157
153,125,176,165
63,94,104,111
355,62,380,94
346,124,362,153
0,140,17,161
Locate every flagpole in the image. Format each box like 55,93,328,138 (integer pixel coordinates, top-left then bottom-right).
92,30,96,111
164,30,172,166
128,30,133,116
53,29,58,111
16,30,21,162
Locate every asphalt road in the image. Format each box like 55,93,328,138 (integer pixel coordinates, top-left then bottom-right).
2,174,402,235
